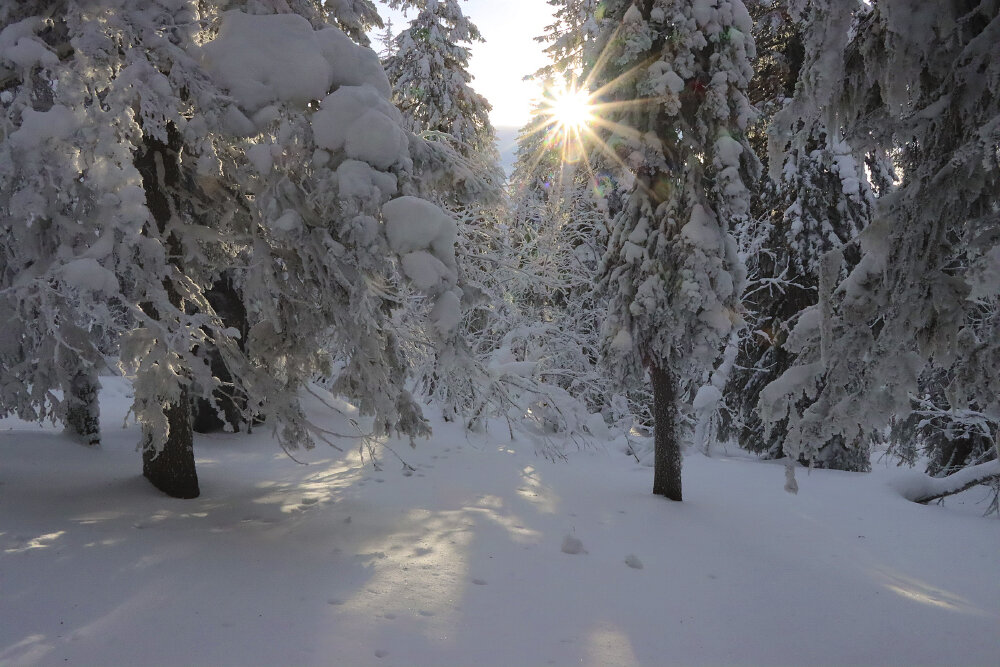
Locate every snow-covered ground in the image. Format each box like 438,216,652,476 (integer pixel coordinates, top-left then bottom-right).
2,378,997,666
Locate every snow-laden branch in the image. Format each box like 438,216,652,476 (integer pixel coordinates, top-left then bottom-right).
894,460,1000,505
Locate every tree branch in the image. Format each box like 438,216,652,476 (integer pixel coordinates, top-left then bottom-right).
900,460,1000,504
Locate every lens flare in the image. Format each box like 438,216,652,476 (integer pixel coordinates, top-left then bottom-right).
534,84,598,165
550,87,594,132
516,26,663,199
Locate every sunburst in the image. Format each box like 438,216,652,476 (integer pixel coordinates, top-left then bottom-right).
549,86,595,134
531,83,599,167
517,23,662,202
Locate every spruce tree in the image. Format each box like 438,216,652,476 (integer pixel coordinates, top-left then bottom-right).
759,0,1000,492
384,0,496,161
383,0,508,425
720,0,874,471
0,2,106,446
0,1,459,496
596,0,758,500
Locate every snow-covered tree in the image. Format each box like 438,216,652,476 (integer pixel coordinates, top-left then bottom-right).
534,0,604,83
325,0,384,45
718,0,875,471
0,2,232,493
0,4,111,446
0,2,461,498
596,0,759,500
759,0,1000,493
507,163,613,419
376,17,397,59
199,10,459,442
382,0,515,430
499,0,642,437
383,0,496,161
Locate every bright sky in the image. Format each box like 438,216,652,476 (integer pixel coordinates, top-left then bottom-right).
379,0,555,129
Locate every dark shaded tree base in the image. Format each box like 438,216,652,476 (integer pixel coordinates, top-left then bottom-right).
193,274,249,434
651,365,682,502
142,398,200,499
192,393,246,434
64,370,100,446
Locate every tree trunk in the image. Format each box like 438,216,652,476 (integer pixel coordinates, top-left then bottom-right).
651,365,682,501
142,388,200,499
193,274,248,434
63,367,100,446
135,124,200,498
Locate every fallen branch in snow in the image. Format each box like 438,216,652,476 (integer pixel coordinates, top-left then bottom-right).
896,460,1000,504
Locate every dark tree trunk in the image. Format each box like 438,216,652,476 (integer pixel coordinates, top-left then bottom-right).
651,365,682,501
135,124,200,498
142,388,200,499
934,435,976,476
63,367,100,446
193,274,248,434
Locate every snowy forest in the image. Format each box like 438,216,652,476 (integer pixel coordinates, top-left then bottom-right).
1,1,999,665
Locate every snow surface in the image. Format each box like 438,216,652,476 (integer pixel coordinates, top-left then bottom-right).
1,378,998,666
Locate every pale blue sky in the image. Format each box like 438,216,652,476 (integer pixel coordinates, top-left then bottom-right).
378,0,555,128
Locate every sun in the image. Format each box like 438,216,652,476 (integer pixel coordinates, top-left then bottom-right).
549,86,594,132
533,84,598,165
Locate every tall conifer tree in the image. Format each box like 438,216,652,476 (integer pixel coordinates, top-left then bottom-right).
596,0,758,500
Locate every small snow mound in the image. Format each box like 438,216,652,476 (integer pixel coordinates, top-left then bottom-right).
625,554,644,569
313,85,407,169
0,17,58,70
561,534,586,555
60,258,118,295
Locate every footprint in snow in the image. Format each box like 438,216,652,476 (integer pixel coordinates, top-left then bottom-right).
471,578,488,585
418,610,435,617
625,554,643,569
383,612,396,620
327,598,344,606
561,534,586,555
374,649,388,659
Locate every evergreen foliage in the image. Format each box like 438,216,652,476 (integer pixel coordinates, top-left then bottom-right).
595,0,759,499
384,0,496,160
758,0,1000,486
0,0,457,496
720,0,874,471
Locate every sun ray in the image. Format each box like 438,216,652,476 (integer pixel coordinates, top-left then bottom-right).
579,22,625,93
515,24,669,210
